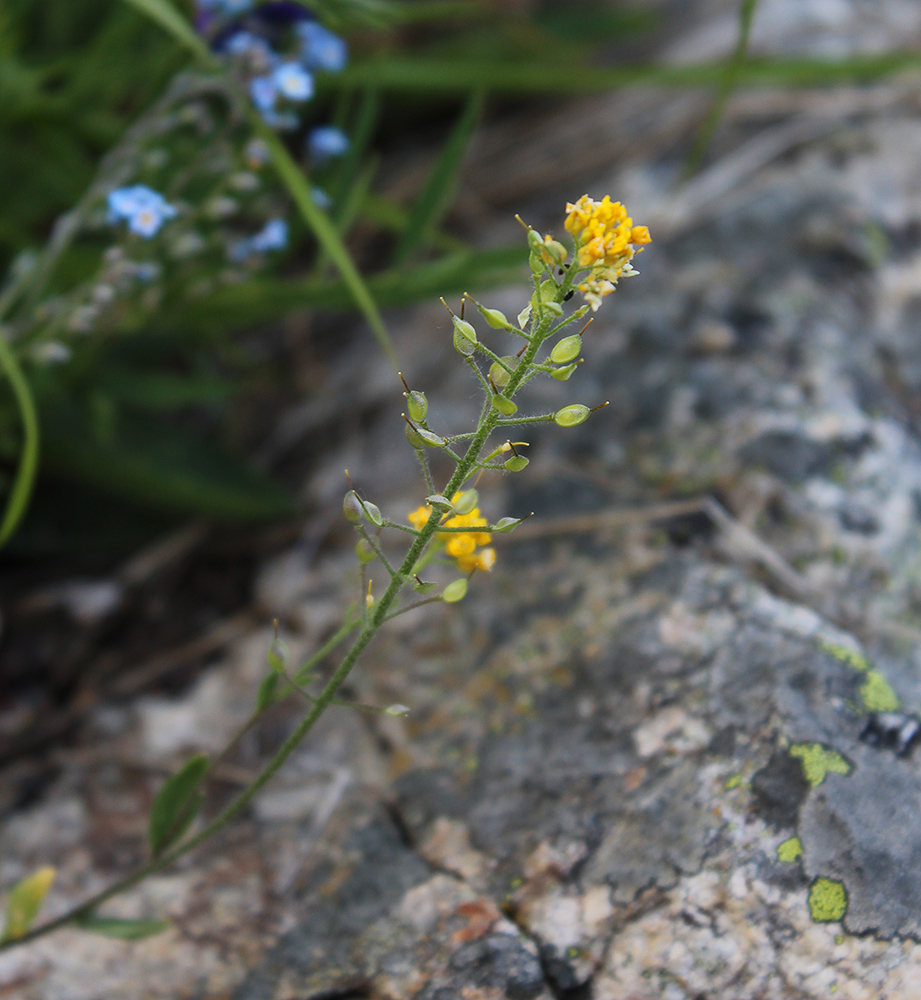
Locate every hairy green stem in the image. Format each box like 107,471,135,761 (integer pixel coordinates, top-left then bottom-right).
2,254,573,952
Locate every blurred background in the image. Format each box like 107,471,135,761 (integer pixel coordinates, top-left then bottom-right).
4,0,918,705
3,2,921,981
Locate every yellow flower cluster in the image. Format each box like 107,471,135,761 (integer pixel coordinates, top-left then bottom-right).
564,195,651,310
408,493,496,573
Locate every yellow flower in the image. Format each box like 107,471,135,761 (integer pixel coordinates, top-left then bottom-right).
408,504,432,530
563,195,649,310
407,493,496,573
457,547,496,573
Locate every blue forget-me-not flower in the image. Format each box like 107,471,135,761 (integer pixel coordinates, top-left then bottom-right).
307,126,349,163
296,22,348,73
107,186,177,238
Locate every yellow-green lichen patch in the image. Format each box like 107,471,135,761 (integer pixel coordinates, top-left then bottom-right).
724,774,747,790
777,837,803,862
859,670,899,712
809,877,848,922
819,640,869,672
789,743,851,787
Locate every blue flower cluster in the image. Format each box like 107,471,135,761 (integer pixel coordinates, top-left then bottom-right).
200,1,350,158
107,185,177,238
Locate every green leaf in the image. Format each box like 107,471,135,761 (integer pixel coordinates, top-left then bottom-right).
2,867,55,942
330,89,380,218
251,117,397,366
148,753,210,858
72,914,171,940
255,672,281,712
685,0,760,175
327,51,921,95
41,403,295,521
393,90,483,265
0,336,40,548
164,244,527,334
98,371,241,410
117,0,213,64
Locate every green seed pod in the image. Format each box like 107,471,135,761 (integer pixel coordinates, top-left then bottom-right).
544,301,564,316
529,251,544,275
443,579,468,603
491,394,518,416
453,329,477,356
267,636,288,673
550,363,579,381
342,492,363,523
405,423,426,448
424,494,452,510
453,489,479,515
542,238,567,264
526,228,543,251
489,356,519,388
407,390,428,423
360,500,384,526
550,335,581,364
517,304,532,330
416,428,447,448
383,704,410,717
493,516,523,533
452,316,477,344
554,404,590,427
412,579,438,594
538,279,557,302
356,538,376,563
475,302,512,330
504,455,530,472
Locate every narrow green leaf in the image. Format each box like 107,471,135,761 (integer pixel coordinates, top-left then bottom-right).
251,117,397,366
316,157,379,273
72,914,171,941
164,244,527,334
117,0,214,64
148,753,210,858
331,89,381,217
256,672,281,712
393,90,483,265
2,867,55,943
685,0,761,175
326,51,921,94
41,403,295,521
0,336,40,549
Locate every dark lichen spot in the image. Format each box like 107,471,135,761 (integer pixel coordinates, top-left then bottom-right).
751,750,811,828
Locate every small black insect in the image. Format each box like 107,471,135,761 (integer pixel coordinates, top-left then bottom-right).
860,712,921,757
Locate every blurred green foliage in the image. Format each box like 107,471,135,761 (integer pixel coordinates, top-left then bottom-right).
3,0,918,557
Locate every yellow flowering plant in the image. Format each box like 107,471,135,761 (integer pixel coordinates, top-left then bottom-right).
0,196,648,950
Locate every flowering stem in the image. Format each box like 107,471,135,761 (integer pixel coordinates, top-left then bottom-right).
2,197,649,953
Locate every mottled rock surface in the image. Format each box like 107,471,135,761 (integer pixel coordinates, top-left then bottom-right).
8,1,921,998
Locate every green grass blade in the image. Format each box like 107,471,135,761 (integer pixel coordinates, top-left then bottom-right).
164,244,526,333
327,51,921,94
316,156,378,272
252,114,397,366
0,336,40,548
117,0,214,64
331,89,380,218
685,0,760,175
362,193,467,253
392,89,483,265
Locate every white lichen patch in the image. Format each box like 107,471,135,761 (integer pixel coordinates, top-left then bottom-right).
634,705,712,758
